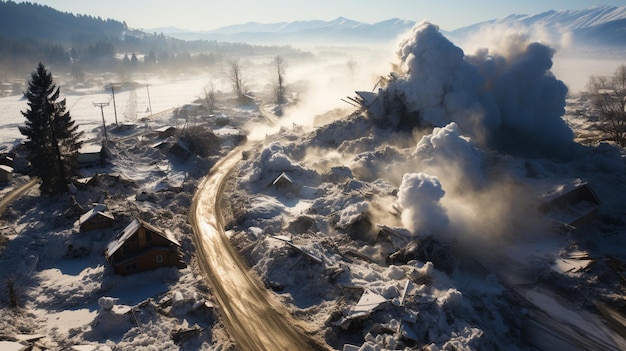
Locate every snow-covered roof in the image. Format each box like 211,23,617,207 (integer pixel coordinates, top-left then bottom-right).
80,143,102,154
272,172,293,185
78,203,113,225
540,178,600,204
107,219,180,258
154,126,176,133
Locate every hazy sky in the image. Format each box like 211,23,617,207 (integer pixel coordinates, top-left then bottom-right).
22,0,626,31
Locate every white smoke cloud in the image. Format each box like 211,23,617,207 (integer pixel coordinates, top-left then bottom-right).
413,122,485,192
371,21,575,159
397,172,448,237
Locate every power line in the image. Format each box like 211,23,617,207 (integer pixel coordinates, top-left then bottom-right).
93,102,110,141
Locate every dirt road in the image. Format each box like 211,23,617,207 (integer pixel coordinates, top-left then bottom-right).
190,146,325,351
0,178,38,214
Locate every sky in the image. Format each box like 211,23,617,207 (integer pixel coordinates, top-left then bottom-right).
20,0,626,31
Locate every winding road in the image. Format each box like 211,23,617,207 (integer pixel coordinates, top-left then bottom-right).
189,145,325,351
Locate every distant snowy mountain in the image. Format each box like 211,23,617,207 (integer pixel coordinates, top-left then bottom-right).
449,5,626,48
155,6,626,48
155,17,417,45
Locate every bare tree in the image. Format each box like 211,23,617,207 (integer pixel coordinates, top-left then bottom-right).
273,55,287,104
347,57,358,81
202,79,217,114
228,59,247,102
587,65,626,146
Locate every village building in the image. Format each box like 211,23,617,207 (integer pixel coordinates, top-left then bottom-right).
77,203,114,232
0,165,13,182
0,154,14,168
166,140,192,159
154,126,177,138
106,219,186,275
77,143,105,168
539,179,601,229
114,123,136,132
272,172,294,189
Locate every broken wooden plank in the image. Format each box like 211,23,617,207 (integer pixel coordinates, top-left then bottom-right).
397,279,411,306
270,235,323,264
342,249,377,264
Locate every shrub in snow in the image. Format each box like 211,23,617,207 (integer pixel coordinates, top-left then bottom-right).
98,296,118,311
169,290,197,317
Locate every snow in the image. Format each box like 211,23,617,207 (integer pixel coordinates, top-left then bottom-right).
225,21,626,351
0,72,231,350
1,17,626,351
346,290,388,319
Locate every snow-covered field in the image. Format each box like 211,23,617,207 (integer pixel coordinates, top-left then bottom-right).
0,21,625,351
0,71,249,350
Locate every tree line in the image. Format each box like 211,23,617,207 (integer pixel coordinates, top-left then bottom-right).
0,1,308,79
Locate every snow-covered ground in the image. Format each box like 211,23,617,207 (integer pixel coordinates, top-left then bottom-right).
0,71,251,350
0,21,625,351
222,23,626,351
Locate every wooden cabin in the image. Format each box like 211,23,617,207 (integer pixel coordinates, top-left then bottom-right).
77,143,104,168
106,219,186,275
0,165,13,182
154,126,177,138
272,172,294,189
77,203,114,232
539,179,601,229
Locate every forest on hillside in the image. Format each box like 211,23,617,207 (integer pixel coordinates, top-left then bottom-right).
0,1,307,81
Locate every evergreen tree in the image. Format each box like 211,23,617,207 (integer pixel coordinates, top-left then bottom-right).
19,63,83,194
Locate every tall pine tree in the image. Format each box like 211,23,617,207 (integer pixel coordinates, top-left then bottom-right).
19,63,83,194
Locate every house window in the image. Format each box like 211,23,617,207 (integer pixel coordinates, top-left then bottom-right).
124,262,138,272
146,231,152,241
156,255,163,263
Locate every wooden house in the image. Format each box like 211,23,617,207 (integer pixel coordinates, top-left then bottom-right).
167,140,192,159
0,165,13,182
154,126,177,138
106,219,186,275
78,143,104,168
272,172,294,189
77,203,114,232
0,155,14,168
539,179,601,229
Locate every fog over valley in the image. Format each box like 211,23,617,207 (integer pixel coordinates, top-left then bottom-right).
0,2,626,351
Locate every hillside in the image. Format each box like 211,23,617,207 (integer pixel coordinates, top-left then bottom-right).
0,1,306,81
449,5,626,49
0,0,126,44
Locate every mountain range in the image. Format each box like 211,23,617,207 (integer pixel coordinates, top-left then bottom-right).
158,16,416,45
156,6,626,48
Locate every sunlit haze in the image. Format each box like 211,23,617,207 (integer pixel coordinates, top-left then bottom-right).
19,0,626,31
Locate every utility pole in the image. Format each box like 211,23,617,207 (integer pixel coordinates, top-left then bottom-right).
111,83,118,126
146,84,153,116
93,102,110,141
